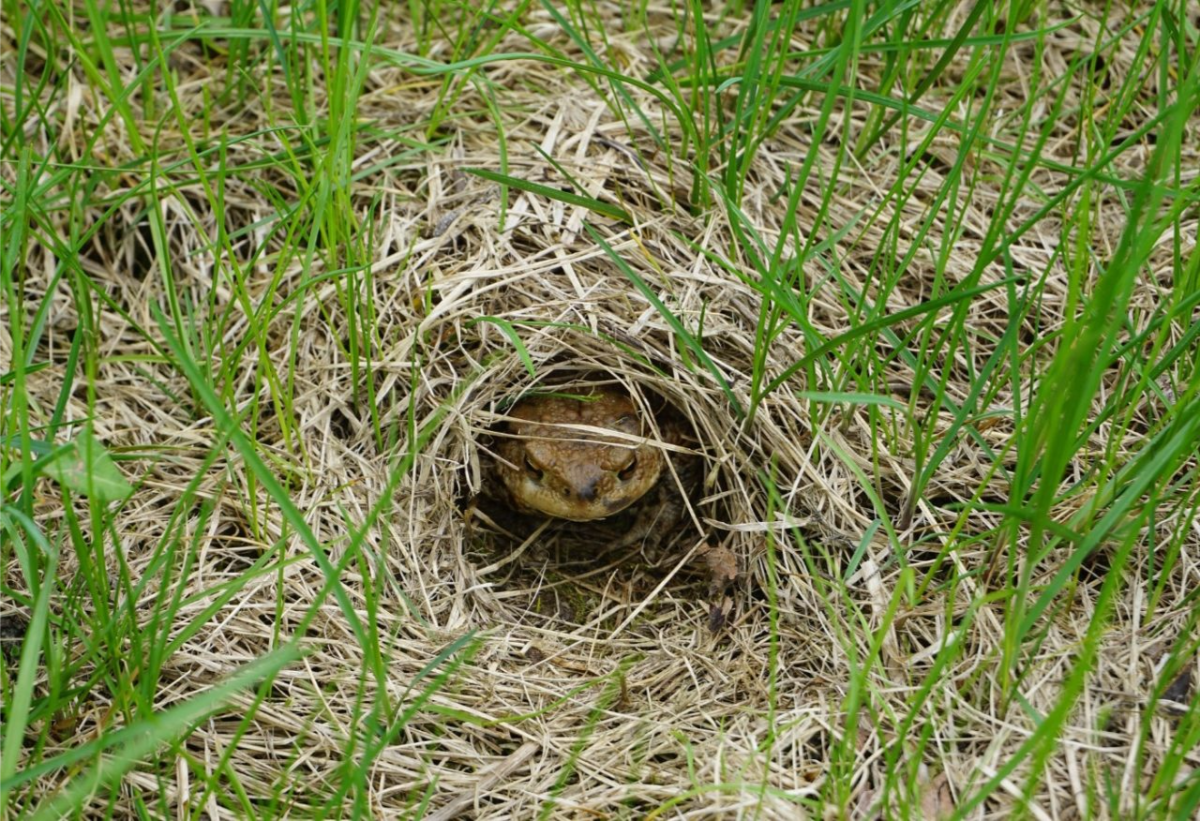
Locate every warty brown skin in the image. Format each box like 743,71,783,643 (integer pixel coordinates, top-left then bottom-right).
496,391,663,521
490,389,696,550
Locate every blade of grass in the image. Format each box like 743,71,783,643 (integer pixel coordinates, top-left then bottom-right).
150,303,368,647
585,223,743,417
465,166,632,223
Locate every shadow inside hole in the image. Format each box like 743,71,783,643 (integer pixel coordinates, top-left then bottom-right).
459,383,716,619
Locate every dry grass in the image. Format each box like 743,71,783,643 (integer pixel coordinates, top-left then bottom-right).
2,1,1199,819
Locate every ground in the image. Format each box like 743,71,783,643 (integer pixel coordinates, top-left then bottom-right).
1,2,1199,819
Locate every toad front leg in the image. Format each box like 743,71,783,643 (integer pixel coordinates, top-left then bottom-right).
612,455,699,551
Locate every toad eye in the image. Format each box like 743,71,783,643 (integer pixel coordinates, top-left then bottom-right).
618,455,638,481
524,455,544,479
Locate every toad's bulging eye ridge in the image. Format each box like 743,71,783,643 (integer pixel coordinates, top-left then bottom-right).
524,455,543,479
615,414,638,432
618,455,638,481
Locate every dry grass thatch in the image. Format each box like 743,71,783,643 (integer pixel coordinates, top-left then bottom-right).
2,1,1198,818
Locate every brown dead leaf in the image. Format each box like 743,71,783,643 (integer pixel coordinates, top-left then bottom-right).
919,770,956,820
695,543,738,632
697,543,738,598
708,596,734,632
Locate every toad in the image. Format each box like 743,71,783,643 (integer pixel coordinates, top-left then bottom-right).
487,388,698,551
